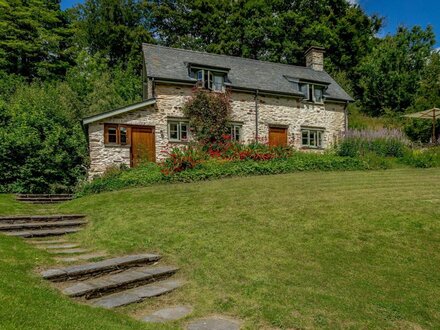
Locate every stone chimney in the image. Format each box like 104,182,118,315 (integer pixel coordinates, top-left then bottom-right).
305,46,325,71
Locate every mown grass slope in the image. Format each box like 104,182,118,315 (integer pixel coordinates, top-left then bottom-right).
1,168,440,329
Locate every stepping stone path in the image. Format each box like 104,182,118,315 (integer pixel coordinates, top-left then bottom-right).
0,214,106,261
55,252,108,263
38,243,80,249
142,306,193,323
15,194,74,204
40,253,183,309
187,317,241,330
1,211,234,327
0,215,87,238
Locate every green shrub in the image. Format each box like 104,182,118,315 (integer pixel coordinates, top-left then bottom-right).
360,153,395,170
78,153,370,195
338,129,409,158
0,83,88,193
401,147,440,168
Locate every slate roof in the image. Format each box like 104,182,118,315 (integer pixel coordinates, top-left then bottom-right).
143,44,353,102
82,98,156,124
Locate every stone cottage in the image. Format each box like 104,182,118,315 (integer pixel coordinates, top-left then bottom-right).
83,44,353,178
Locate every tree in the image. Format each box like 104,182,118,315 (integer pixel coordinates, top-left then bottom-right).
65,51,142,119
0,0,73,80
404,51,440,142
0,82,88,193
357,26,436,116
149,0,381,78
71,0,154,66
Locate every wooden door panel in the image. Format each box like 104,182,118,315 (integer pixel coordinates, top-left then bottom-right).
131,127,155,166
269,127,287,146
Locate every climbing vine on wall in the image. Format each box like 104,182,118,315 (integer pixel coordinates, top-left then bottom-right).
183,89,232,146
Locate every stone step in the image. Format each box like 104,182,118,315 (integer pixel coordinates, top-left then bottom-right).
0,220,87,231
187,317,241,330
63,265,179,299
17,199,71,204
142,306,193,323
4,227,81,238
90,279,184,308
0,214,85,224
38,243,80,249
16,196,73,201
16,194,73,198
55,252,108,263
48,248,90,255
41,254,161,282
29,238,68,245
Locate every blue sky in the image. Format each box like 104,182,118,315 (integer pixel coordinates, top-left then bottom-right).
357,0,440,48
61,0,439,48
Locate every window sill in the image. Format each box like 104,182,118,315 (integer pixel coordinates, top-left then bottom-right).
302,101,325,105
300,146,324,150
104,144,131,148
168,140,190,144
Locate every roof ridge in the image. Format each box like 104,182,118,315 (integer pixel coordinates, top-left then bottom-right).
142,43,329,74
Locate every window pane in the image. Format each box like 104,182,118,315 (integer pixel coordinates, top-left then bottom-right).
317,131,323,147
108,128,117,143
180,123,188,141
213,75,224,91
309,131,316,146
302,130,309,146
300,84,308,97
314,87,323,103
204,70,212,89
197,70,203,81
234,126,241,141
120,127,127,144
169,123,179,140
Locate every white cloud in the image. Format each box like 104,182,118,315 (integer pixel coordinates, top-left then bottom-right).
347,0,358,4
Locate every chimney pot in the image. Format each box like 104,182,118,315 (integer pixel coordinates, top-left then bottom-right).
305,46,325,71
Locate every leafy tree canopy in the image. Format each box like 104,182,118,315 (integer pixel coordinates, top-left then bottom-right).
71,0,154,66
404,51,440,142
0,0,73,79
149,0,382,78
357,26,436,116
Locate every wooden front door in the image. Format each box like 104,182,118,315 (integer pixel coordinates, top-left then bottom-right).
131,126,155,166
269,127,288,146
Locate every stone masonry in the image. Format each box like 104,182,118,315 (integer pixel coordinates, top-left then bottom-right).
87,83,345,178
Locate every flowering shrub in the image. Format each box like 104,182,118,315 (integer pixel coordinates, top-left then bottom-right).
183,89,232,145
161,144,206,175
338,129,410,158
160,138,296,175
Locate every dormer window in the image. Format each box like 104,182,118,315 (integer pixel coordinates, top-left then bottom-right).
191,68,226,92
299,83,325,104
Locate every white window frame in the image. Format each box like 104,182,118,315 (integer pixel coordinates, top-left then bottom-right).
191,68,225,92
301,128,324,148
168,121,190,142
228,124,242,142
300,83,325,104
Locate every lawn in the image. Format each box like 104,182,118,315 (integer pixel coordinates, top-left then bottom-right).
1,168,440,329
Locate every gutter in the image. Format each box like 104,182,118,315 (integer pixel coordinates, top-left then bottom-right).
152,77,156,98
150,77,304,99
255,90,259,141
343,101,349,134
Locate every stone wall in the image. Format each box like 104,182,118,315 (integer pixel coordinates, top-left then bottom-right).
87,83,345,178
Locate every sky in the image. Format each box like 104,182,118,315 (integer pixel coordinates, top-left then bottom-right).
61,0,440,48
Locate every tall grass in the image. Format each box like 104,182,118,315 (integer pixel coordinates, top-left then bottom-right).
338,129,410,158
